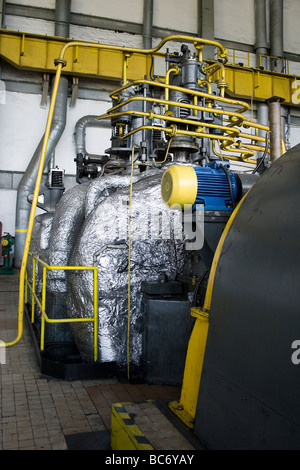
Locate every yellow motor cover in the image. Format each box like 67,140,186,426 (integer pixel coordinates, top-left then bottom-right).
161,165,198,208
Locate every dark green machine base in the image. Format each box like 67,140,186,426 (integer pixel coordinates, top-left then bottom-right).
0,267,14,275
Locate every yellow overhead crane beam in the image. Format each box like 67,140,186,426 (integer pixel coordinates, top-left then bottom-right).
1,29,300,106
221,64,300,107
0,29,152,81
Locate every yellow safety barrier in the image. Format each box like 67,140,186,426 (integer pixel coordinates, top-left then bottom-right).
25,252,98,361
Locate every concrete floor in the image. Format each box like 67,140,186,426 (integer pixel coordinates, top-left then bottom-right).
0,269,197,450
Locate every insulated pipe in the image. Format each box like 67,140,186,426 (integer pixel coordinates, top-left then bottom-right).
74,115,111,155
143,0,153,49
254,0,268,68
15,87,68,267
267,96,284,162
15,78,68,267
14,0,70,268
254,0,269,138
2,60,65,347
269,0,287,143
270,0,283,72
55,0,71,38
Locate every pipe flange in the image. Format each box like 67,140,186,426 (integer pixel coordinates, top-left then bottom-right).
54,58,67,67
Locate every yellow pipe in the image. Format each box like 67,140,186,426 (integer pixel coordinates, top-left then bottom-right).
28,252,97,271
238,132,270,144
106,95,246,134
204,62,227,97
165,66,179,111
56,35,228,64
119,123,236,148
123,54,128,85
105,109,241,140
212,140,256,164
109,79,249,115
243,120,270,132
122,52,132,85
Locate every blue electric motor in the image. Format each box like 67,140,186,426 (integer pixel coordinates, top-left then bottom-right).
161,160,238,212
193,161,237,211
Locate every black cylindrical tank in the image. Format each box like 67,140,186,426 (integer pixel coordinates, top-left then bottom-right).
194,144,300,449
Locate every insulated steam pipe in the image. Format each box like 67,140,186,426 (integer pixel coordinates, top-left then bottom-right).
15,77,68,267
1,60,65,347
55,0,71,38
267,96,284,162
270,0,283,72
255,0,269,138
15,0,70,268
74,115,111,155
143,0,153,49
4,0,70,349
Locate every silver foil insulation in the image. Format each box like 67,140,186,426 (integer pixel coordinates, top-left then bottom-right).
29,170,186,366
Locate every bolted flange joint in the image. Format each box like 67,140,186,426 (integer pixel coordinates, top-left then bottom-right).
54,58,67,67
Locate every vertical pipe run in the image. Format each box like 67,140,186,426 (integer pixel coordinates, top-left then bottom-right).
267,96,284,162
270,0,283,72
6,0,70,345
55,0,71,38
254,0,269,138
143,0,153,49
255,0,268,68
15,0,70,267
15,76,69,267
269,0,287,145
198,0,215,60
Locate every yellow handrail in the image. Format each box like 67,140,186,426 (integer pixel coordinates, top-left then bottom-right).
26,252,98,361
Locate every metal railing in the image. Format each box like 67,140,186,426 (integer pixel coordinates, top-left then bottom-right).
25,252,98,361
